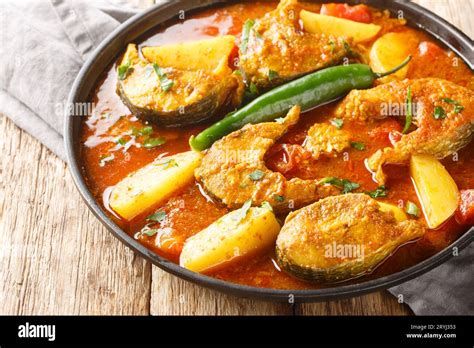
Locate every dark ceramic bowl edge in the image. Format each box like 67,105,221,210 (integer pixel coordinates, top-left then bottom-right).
65,0,474,303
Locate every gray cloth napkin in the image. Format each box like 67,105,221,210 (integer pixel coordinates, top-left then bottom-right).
0,0,140,160
1,0,472,315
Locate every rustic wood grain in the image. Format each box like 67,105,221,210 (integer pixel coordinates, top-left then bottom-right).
0,116,151,315
0,0,470,316
413,0,473,38
150,267,293,315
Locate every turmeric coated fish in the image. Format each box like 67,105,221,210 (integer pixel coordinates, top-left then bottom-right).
195,106,339,212
334,78,474,183
276,193,425,282
239,0,352,91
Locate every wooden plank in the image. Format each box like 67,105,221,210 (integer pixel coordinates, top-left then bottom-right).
150,266,293,315
298,292,412,316
412,0,473,38
0,116,151,315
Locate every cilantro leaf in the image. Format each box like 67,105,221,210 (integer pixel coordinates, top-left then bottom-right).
147,211,166,222
249,169,265,181
330,118,343,129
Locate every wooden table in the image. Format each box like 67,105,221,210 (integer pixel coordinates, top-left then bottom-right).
1,0,472,316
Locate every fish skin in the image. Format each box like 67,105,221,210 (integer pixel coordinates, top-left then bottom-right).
334,78,474,184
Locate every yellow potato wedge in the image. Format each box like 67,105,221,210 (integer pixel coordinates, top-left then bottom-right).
141,35,236,72
109,151,202,221
370,32,419,79
410,154,459,229
377,202,408,222
180,206,280,273
300,10,381,43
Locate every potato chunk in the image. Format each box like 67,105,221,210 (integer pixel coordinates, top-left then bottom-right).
180,206,280,273
370,32,419,79
142,35,236,73
410,154,459,228
109,151,202,221
300,10,381,43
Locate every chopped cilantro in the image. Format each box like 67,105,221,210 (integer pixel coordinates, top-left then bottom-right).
152,63,174,92
268,70,279,81
319,177,360,194
406,201,420,217
273,195,285,202
144,137,166,148
350,141,366,151
433,106,447,119
249,169,265,181
117,59,132,80
233,199,252,222
239,19,255,53
147,211,166,223
330,118,343,129
366,185,388,199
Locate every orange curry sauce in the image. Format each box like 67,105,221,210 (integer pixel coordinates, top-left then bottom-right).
80,2,474,290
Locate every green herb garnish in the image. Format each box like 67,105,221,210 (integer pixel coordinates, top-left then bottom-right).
254,30,263,40
132,126,153,137
244,82,259,100
268,70,279,81
143,229,159,237
152,63,174,92
273,194,285,202
454,105,464,113
139,126,153,136
433,106,447,119
117,137,127,145
147,211,166,223
319,177,360,194
440,97,464,114
156,158,178,168
330,118,344,129
99,154,114,167
440,97,457,104
350,141,366,151
261,201,273,211
117,59,132,80
239,19,255,53
402,86,413,134
366,185,388,199
328,40,335,53
233,199,252,222
249,169,265,181
405,201,420,217
144,136,166,148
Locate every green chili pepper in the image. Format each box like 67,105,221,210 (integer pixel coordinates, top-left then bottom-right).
189,56,412,151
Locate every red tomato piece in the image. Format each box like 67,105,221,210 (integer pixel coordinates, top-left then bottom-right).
417,41,445,59
320,3,372,23
227,44,239,70
455,189,474,226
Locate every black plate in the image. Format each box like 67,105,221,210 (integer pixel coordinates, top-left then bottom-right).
65,0,474,302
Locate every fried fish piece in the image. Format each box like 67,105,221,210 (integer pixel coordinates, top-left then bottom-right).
239,0,352,91
276,193,425,282
195,106,338,212
304,123,351,159
117,44,243,126
334,78,474,183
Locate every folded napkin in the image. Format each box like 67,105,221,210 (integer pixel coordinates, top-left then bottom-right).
0,0,139,160
1,0,472,315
